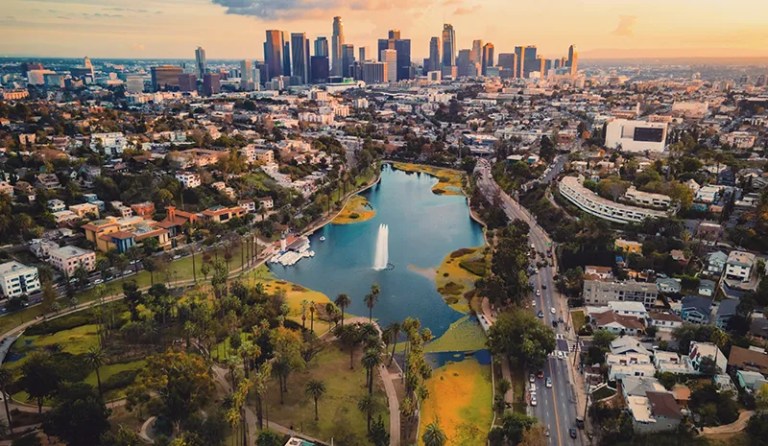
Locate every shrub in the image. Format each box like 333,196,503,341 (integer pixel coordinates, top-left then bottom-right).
26,313,93,336
460,259,487,276
102,369,139,393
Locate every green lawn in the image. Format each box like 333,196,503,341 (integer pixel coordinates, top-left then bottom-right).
84,359,146,400
426,316,487,353
264,343,388,444
571,310,586,332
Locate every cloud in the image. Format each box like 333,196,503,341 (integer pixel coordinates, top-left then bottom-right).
612,15,636,37
453,5,480,15
131,43,146,51
211,0,435,19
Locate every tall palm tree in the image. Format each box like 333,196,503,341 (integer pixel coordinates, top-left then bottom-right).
422,420,447,446
0,369,13,433
335,324,361,369
304,379,326,421
85,346,104,398
364,283,380,322
309,303,316,333
334,293,351,327
357,394,378,434
361,348,382,396
385,322,401,366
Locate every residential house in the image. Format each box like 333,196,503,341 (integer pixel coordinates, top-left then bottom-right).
690,341,727,374
622,376,666,399
608,301,649,320
610,336,651,356
202,206,246,224
648,311,683,332
724,250,756,283
82,216,170,253
728,346,768,375
615,238,643,255
629,391,682,434
592,310,645,336
715,299,739,330
698,279,716,297
606,353,655,381
69,202,100,219
47,199,66,213
706,251,728,276
48,245,96,278
653,350,696,375
584,265,614,280
656,277,682,294
750,317,768,340
258,197,274,211
583,280,658,307
52,210,80,224
714,374,737,395
175,172,201,189
35,173,61,189
736,370,767,394
130,202,156,219
238,199,256,214
156,206,199,240
680,295,712,324
28,239,60,259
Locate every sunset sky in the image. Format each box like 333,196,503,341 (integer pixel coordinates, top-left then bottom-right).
3,0,768,60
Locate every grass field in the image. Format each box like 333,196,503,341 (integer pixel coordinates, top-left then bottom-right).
242,265,332,320
426,316,487,353
435,247,487,313
419,358,493,446
332,195,376,225
389,162,466,196
571,310,586,332
264,344,388,444
84,359,146,400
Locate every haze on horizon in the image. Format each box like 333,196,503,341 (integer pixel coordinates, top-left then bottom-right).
2,0,768,61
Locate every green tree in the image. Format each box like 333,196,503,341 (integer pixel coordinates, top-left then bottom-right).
85,346,105,398
487,309,556,369
255,430,283,446
422,420,447,446
358,394,380,434
43,383,110,446
335,323,362,370
19,351,60,413
364,283,380,322
361,347,382,396
304,379,326,421
0,369,13,433
270,326,305,404
368,415,390,446
334,293,351,327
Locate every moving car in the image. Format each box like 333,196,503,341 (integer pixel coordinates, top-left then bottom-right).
537,310,544,318
550,307,556,314
546,377,552,388
557,351,565,360
569,428,578,439
530,384,537,393
530,396,537,406
529,374,535,383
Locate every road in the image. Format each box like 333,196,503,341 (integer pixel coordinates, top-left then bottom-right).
475,158,581,446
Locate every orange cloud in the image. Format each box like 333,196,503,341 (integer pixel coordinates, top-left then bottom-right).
612,15,636,37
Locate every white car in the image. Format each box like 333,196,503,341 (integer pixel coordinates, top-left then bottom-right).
530,384,537,393
546,377,552,388
557,351,565,360
550,307,556,315
530,396,537,406
536,290,541,297
532,300,536,307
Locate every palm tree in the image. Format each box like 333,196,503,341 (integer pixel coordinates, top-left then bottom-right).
0,369,13,433
335,324,361,369
364,284,380,321
304,379,326,421
422,420,447,446
334,293,351,327
383,322,401,366
309,303,316,333
361,348,382,396
357,394,378,434
85,346,104,398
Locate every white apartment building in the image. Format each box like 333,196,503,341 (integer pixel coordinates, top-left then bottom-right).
559,176,667,224
624,187,672,209
583,279,659,307
724,250,756,283
605,119,667,153
175,172,201,189
90,132,128,157
608,301,649,320
48,245,96,278
0,261,41,298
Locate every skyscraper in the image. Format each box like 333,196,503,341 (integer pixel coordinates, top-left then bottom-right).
202,73,220,96
471,40,483,64
83,56,94,78
151,65,183,91
358,47,368,62
388,29,401,40
457,49,472,78
282,40,292,79
341,44,355,78
377,30,411,80
481,43,495,75
331,16,344,77
362,61,386,84
441,24,456,67
310,56,330,83
523,46,538,78
177,73,196,92
568,44,578,76
263,31,285,82
240,60,254,90
381,49,397,83
514,46,524,78
428,37,441,73
290,33,310,84
498,53,517,75
314,37,329,57
195,47,206,78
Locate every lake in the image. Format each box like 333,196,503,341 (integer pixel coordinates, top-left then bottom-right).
269,164,484,338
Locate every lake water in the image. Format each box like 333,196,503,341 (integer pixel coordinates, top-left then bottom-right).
269,164,484,338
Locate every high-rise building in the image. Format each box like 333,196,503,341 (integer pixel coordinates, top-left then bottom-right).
290,33,310,84
388,29,401,40
378,31,411,80
359,47,368,62
240,60,254,90
362,61,386,84
341,44,355,78
202,73,220,96
178,73,197,92
498,53,517,74
310,56,330,83
514,46,524,78
195,47,206,78
523,45,538,78
83,56,94,78
264,31,285,82
482,43,495,76
151,65,183,91
314,37,329,57
282,40,292,79
471,40,483,64
381,49,397,83
441,24,456,67
568,44,579,76
457,50,472,77
331,16,344,77
429,37,441,73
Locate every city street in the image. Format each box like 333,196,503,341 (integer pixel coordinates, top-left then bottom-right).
475,158,582,446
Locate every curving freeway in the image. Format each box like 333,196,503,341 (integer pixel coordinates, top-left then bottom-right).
475,158,583,446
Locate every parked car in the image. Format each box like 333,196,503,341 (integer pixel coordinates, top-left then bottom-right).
529,374,535,383
550,307,556,314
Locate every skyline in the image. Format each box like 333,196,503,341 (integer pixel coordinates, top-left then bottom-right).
3,0,768,60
